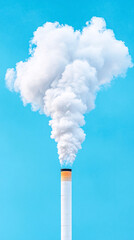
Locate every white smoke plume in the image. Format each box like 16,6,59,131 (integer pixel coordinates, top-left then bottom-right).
5,17,132,166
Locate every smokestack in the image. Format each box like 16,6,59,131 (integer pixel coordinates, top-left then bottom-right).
61,169,72,240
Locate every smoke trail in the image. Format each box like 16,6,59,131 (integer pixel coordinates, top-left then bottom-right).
5,17,132,165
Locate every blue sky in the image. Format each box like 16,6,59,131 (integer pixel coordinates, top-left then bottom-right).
0,0,134,239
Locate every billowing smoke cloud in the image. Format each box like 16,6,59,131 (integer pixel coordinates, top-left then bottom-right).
5,17,132,166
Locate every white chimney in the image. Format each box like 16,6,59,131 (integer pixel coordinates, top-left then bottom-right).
61,169,72,240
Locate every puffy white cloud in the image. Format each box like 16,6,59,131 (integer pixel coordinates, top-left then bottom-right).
5,17,132,165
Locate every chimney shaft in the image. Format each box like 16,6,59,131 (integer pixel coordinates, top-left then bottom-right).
61,169,72,240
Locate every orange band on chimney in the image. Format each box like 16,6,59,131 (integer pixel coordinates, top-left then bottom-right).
61,171,72,181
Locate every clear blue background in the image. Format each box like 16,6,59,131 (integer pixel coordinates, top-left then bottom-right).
0,0,134,239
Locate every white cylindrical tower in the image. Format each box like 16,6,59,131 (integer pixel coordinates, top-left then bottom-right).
61,169,72,240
